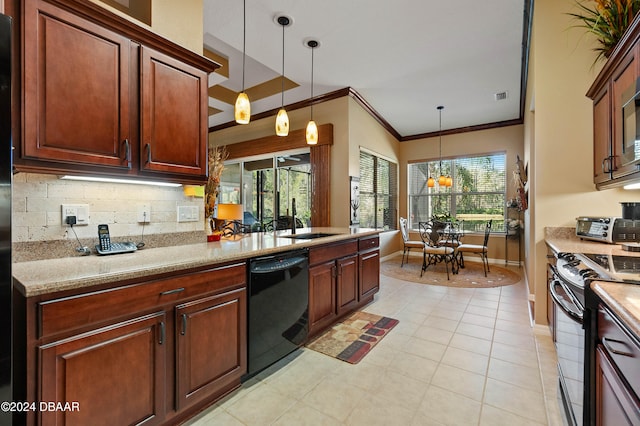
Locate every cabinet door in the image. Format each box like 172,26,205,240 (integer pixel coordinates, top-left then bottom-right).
359,250,380,300
309,261,337,334
337,254,358,315
595,346,640,426
39,312,166,426
23,0,132,168
594,88,612,183
140,46,208,179
175,288,247,410
611,49,638,178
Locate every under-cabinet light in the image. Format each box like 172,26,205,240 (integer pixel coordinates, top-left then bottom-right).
60,176,182,187
624,182,640,190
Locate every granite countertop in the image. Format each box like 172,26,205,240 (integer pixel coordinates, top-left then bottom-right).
545,226,640,257
13,227,379,298
591,281,640,339
546,226,640,342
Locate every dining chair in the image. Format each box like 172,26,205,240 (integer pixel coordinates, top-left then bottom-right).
399,217,424,267
457,219,492,277
419,221,456,279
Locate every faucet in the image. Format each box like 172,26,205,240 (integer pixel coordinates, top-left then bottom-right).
291,198,297,235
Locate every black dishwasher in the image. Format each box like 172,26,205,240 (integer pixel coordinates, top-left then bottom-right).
245,249,309,380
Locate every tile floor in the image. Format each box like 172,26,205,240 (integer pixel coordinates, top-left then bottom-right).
185,260,565,426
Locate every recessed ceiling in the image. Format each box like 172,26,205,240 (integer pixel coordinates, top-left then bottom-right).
203,0,529,138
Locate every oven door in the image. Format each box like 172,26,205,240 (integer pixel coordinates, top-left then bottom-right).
549,272,585,426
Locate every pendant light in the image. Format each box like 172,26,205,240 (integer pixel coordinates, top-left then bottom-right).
234,0,250,124
275,16,291,136
437,106,447,186
306,40,319,145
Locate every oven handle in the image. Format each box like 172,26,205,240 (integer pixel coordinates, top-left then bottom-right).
549,279,583,324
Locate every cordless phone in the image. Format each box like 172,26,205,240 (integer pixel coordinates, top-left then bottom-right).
95,224,137,255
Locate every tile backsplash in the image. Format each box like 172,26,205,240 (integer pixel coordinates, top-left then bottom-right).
12,173,205,245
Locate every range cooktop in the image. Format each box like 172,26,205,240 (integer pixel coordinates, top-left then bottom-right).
580,253,640,284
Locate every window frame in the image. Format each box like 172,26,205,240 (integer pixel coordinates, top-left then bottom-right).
359,150,398,231
407,152,507,233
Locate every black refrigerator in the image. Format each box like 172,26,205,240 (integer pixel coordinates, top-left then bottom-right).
0,12,12,426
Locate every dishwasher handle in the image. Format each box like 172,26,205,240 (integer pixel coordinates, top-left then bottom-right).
250,254,308,274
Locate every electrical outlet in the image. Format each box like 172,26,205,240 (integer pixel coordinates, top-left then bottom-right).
137,205,151,223
177,205,198,222
61,204,89,226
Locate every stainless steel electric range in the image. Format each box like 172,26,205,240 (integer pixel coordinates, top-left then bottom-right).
549,251,640,426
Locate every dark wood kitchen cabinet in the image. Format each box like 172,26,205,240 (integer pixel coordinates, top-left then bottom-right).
39,312,167,425
175,287,246,411
594,304,640,425
308,236,380,337
587,18,640,188
11,0,216,183
358,236,380,301
308,240,358,336
19,262,246,426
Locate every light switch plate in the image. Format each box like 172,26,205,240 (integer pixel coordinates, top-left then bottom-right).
177,205,198,222
61,204,90,226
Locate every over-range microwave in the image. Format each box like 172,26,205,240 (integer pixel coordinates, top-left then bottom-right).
618,79,640,178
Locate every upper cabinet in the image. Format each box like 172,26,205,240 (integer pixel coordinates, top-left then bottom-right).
11,0,217,184
587,16,640,189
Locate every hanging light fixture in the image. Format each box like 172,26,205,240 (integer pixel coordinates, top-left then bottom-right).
437,106,447,187
234,0,250,124
275,16,291,136
306,39,319,145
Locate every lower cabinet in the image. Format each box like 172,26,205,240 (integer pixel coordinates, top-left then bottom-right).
39,312,167,426
359,249,380,300
595,346,640,425
594,304,640,425
28,262,247,425
175,288,246,410
308,237,380,337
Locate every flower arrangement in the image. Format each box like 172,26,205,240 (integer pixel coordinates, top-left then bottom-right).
568,0,640,62
205,145,228,219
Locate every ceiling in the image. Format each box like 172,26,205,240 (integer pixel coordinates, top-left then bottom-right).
203,0,531,140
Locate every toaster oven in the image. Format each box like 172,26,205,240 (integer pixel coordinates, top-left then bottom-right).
576,216,640,243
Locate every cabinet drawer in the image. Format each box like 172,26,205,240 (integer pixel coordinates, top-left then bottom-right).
309,240,358,266
39,262,246,338
358,236,379,251
598,304,640,400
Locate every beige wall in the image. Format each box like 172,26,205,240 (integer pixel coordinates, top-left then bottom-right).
91,0,204,53
399,125,525,261
347,98,401,256
528,0,640,325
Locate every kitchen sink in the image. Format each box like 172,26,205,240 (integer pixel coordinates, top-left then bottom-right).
279,232,338,240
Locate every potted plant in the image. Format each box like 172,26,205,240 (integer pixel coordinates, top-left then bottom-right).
568,0,640,62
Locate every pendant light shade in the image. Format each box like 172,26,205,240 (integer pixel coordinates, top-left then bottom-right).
275,16,291,136
427,177,435,188
306,40,319,145
235,0,250,124
235,92,250,124
275,108,289,136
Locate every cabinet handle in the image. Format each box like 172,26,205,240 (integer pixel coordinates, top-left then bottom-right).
159,321,165,345
122,139,131,169
181,313,187,336
160,287,184,296
602,336,634,357
332,265,337,278
145,143,152,164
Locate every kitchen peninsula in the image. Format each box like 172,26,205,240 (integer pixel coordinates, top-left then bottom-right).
12,228,380,425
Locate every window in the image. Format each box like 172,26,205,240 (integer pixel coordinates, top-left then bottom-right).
408,153,507,232
359,151,398,230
